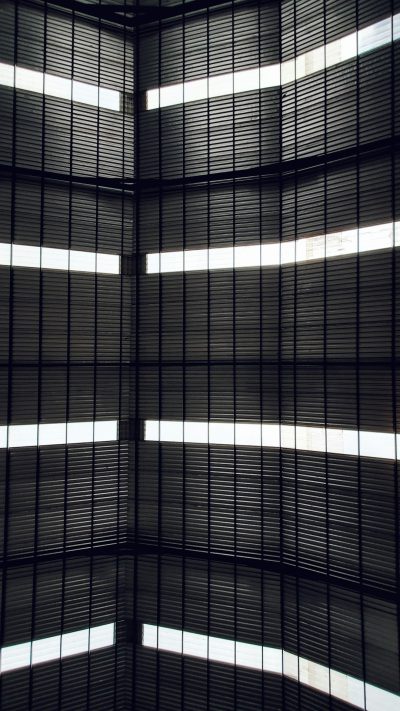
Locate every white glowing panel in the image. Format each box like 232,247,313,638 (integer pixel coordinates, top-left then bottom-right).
146,13,400,109
0,63,14,87
143,624,400,711
357,17,392,54
146,222,399,274
0,420,118,449
0,63,120,111
0,623,115,673
0,243,120,274
144,420,400,461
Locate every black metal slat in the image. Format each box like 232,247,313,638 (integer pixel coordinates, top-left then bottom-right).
133,1,400,708
0,0,132,708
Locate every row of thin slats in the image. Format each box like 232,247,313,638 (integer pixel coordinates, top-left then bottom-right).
134,0,400,708
0,1,133,708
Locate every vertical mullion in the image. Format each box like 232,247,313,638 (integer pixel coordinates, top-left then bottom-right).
0,1,19,705
355,3,367,707
206,3,211,708
231,0,238,702
293,0,301,706
156,0,163,707
133,0,141,705
231,2,238,707
57,4,75,706
86,3,102,707
113,1,129,708
28,0,48,705
181,4,187,709
278,2,285,708
257,0,264,708
390,0,400,690
323,1,333,707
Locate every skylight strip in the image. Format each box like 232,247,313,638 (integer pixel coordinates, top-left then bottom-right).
0,420,118,449
0,63,120,111
142,624,400,711
144,420,400,460
0,243,120,274
0,623,115,673
146,13,400,109
146,221,400,274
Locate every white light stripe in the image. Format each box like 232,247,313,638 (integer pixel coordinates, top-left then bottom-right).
0,243,120,274
0,420,118,449
146,221,400,274
0,63,120,111
0,623,115,673
146,13,400,109
144,420,400,460
142,624,400,711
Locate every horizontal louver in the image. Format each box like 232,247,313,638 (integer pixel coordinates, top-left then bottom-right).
133,0,400,708
0,0,133,708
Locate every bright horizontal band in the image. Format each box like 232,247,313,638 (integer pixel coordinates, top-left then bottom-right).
0,420,118,448
144,420,399,460
142,624,400,711
146,221,400,274
147,13,400,109
0,623,115,673
0,62,120,111
0,243,120,274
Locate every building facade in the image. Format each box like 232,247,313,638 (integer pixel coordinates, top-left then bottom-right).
0,1,399,709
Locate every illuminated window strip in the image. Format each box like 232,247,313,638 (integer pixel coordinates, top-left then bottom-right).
0,62,120,111
0,420,118,449
143,624,400,711
144,420,400,461
146,221,400,274
0,623,115,673
0,243,120,274
146,13,400,109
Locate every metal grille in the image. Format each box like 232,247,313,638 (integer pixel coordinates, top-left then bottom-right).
0,0,133,708
133,0,400,709
1,0,399,709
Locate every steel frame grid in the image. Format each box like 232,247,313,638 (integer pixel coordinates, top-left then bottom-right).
1,0,399,707
132,0,400,709
0,0,133,707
